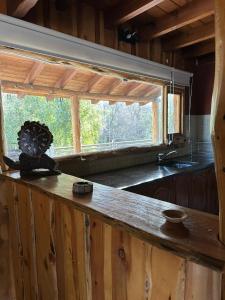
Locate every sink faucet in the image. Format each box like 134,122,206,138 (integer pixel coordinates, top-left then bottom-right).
157,150,177,163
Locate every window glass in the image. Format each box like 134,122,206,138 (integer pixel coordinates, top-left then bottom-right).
167,93,181,134
80,97,163,153
2,93,73,159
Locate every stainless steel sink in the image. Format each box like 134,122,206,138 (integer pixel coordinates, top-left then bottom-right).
159,160,199,169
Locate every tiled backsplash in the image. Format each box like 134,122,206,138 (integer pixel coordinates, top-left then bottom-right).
184,115,212,155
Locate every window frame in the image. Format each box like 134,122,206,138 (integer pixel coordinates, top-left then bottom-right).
2,82,185,159
164,85,184,144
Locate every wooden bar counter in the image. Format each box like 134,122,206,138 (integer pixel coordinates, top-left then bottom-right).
0,170,224,299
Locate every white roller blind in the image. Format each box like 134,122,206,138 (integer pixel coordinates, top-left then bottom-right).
0,14,192,86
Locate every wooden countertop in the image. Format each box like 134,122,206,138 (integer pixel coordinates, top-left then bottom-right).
1,170,225,271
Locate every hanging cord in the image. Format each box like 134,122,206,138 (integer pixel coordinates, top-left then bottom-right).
188,76,193,148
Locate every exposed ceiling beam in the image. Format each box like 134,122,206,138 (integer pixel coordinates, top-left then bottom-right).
1,81,156,104
106,0,165,26
163,22,215,51
106,78,122,94
141,0,214,40
138,85,155,97
127,83,145,96
54,69,77,89
24,61,44,84
183,39,215,58
84,74,105,92
9,0,39,18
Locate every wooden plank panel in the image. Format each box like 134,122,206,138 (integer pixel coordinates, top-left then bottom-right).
185,262,221,299
17,183,38,300
103,224,112,300
71,209,92,300
0,84,6,171
54,202,76,300
31,189,58,300
150,247,185,299
7,182,24,300
127,237,152,299
90,217,104,300
0,179,10,300
111,228,129,300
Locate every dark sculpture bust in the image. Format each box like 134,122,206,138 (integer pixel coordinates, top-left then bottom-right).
3,121,61,177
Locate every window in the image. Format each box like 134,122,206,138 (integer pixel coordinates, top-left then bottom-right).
167,88,184,136
2,93,74,159
2,83,184,158
80,99,163,152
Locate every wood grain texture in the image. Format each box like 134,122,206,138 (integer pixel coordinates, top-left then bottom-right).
211,0,225,244
2,171,225,271
2,176,223,299
0,179,10,300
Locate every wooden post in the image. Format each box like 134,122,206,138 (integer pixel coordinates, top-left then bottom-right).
152,101,159,144
71,96,81,153
210,0,225,244
0,84,6,172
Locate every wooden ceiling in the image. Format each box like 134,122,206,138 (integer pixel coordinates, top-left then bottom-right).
1,0,215,60
92,0,215,58
0,51,162,104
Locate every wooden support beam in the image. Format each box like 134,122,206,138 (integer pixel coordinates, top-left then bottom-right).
24,62,44,84
152,101,159,144
1,81,154,104
141,0,214,40
71,97,81,153
127,83,144,96
210,0,225,244
138,86,154,97
0,84,6,171
183,39,215,58
145,86,162,98
106,78,122,94
106,0,165,26
84,74,104,92
8,0,39,18
54,69,77,89
164,22,215,51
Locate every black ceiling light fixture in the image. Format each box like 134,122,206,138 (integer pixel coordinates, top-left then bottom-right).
118,28,139,45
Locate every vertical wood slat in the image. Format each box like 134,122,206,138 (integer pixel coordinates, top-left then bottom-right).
0,84,7,171
4,180,223,300
16,184,38,300
7,182,24,300
210,0,225,245
71,97,81,153
0,179,10,300
31,189,58,300
152,101,159,144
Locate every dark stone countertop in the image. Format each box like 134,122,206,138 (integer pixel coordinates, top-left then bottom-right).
85,152,214,189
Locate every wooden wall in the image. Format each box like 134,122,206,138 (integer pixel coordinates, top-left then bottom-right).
0,0,184,69
0,177,222,300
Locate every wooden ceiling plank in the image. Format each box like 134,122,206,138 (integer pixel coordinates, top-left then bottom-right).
24,61,44,84
1,81,155,104
84,74,103,92
138,85,155,97
183,39,215,58
164,22,215,50
142,0,214,39
127,83,145,96
106,78,122,94
10,0,39,18
54,69,78,89
106,0,165,26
